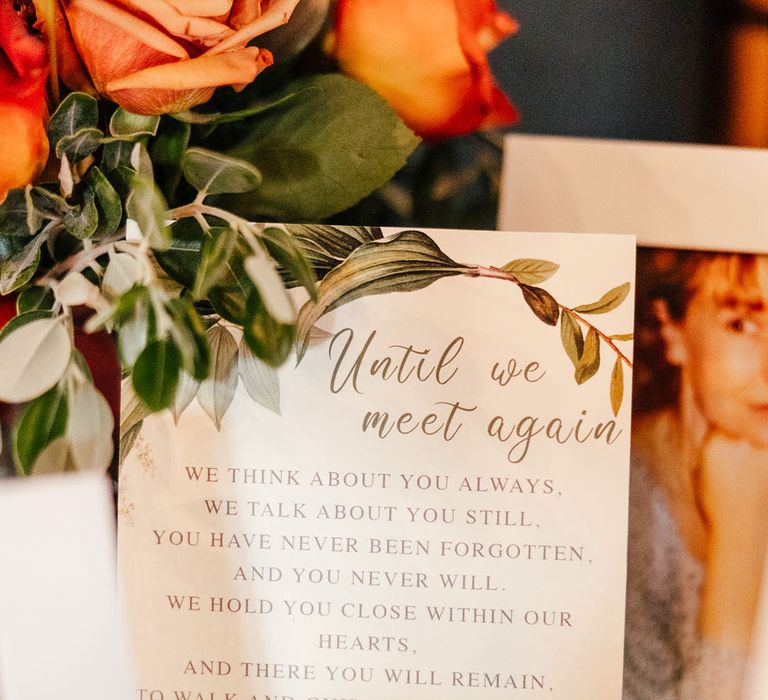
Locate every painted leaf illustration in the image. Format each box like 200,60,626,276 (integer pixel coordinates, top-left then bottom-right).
610,358,624,416
239,338,281,415
296,230,467,361
560,310,584,369
610,333,634,341
501,259,559,284
573,282,631,314
575,327,600,385
520,284,559,326
197,325,238,430
286,224,383,279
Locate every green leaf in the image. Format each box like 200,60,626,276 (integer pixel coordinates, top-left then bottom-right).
575,327,600,385
154,217,204,287
573,282,631,314
500,259,560,285
63,189,99,239
0,318,72,403
55,127,103,162
0,189,33,236
166,297,210,380
16,286,54,314
520,284,560,326
198,325,238,429
13,387,68,475
109,109,160,138
47,92,99,152
182,147,262,195
207,240,255,324
610,358,624,416
0,235,47,295
102,252,139,297
223,74,419,220
0,309,54,343
559,310,584,369
262,225,316,298
243,254,295,324
125,175,171,250
86,167,122,237
29,187,69,220
172,90,300,125
101,139,135,173
238,338,280,414
132,340,182,411
66,381,114,471
296,230,466,360
243,287,295,367
193,227,237,299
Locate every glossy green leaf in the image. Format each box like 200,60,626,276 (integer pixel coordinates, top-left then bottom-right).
573,282,631,314
223,74,419,220
182,147,262,195
193,227,237,299
16,286,54,314
167,297,210,380
243,254,295,324
520,284,560,326
243,287,295,367
132,340,182,411
575,327,600,385
500,258,560,284
296,230,465,360
13,387,68,475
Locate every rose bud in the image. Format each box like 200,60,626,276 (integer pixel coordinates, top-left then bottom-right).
0,0,49,201
329,0,519,139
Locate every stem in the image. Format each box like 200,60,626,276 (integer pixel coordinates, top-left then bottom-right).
464,265,633,369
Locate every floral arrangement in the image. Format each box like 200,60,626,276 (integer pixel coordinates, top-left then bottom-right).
0,0,518,476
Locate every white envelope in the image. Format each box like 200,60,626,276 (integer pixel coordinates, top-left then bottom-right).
0,473,134,700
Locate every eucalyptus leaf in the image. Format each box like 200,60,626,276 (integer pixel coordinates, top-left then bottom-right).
13,387,68,475
182,147,261,195
575,327,600,385
0,234,47,294
610,358,624,417
132,340,182,411
296,230,466,360
223,74,419,221
197,325,238,430
102,252,140,297
243,287,295,367
559,310,584,370
125,176,171,250
193,227,237,299
55,127,103,162
239,339,280,415
86,167,122,237
0,318,71,403
66,381,114,471
167,297,210,380
207,240,255,324
63,189,98,239
109,109,160,138
47,92,99,153
154,217,204,288
520,284,560,326
101,139,135,173
500,259,560,284
243,254,296,324
573,282,631,314
0,189,33,236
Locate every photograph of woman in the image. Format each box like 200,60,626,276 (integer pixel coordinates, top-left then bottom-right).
624,249,768,699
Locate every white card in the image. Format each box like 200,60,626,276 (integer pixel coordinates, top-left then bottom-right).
119,227,635,699
498,134,768,252
0,473,134,700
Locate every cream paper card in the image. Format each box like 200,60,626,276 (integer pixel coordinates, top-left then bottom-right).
0,473,135,700
118,227,635,699
498,134,768,252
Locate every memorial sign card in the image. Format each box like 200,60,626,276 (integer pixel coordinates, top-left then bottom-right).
118,227,635,700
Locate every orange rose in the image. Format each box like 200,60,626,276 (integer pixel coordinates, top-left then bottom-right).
51,0,303,114
0,1,49,201
330,0,518,139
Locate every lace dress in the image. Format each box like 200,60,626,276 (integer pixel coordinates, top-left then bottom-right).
623,463,746,699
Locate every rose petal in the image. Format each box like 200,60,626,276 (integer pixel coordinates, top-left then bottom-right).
105,46,273,113
228,0,263,29
0,104,49,202
117,0,234,44
164,0,234,17
208,0,300,54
